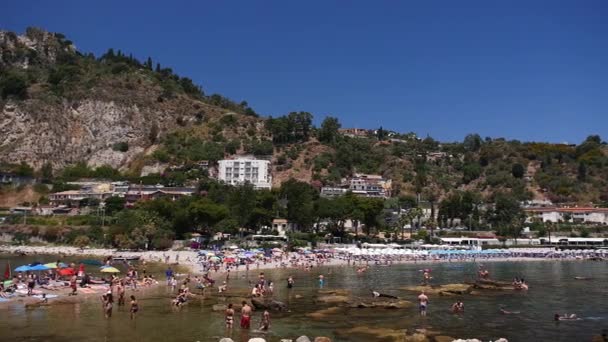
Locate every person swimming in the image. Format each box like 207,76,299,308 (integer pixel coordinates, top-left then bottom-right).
499,307,521,315
554,313,579,321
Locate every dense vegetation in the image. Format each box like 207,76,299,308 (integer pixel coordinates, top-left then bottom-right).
0,27,257,115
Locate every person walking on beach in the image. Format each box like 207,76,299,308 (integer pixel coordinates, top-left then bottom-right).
418,291,429,316
117,280,126,306
240,301,252,329
69,275,78,296
27,274,35,296
129,295,139,320
165,267,173,286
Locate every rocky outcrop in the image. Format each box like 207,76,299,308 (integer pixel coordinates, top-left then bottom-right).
250,298,287,311
400,284,472,296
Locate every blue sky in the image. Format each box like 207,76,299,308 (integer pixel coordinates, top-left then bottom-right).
2,1,607,143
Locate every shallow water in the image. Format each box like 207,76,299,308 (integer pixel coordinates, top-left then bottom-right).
1,255,607,342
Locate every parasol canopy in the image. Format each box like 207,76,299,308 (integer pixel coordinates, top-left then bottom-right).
29,264,51,271
14,265,32,272
100,267,120,273
58,268,75,276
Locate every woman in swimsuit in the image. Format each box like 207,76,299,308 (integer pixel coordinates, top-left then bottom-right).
225,303,235,329
130,295,138,320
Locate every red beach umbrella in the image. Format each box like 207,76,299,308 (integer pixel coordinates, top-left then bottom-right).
58,268,75,276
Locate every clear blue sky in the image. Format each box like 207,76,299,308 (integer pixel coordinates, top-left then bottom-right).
3,1,607,143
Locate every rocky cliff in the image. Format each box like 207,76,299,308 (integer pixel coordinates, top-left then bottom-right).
0,28,241,171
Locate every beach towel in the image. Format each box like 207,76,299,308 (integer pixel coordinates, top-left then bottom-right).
0,297,9,302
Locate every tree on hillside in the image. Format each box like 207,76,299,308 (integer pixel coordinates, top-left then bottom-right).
486,192,525,242
104,196,126,216
577,162,587,182
318,116,341,144
356,197,384,235
187,199,229,233
228,184,257,229
280,179,316,231
511,163,525,179
40,163,53,183
463,133,482,152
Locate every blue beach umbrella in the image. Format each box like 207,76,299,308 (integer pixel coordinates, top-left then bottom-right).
29,264,51,271
14,265,32,272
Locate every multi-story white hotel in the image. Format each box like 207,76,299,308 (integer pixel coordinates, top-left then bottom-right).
218,156,272,189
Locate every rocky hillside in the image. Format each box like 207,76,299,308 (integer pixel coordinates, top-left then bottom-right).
1,28,607,205
0,27,257,171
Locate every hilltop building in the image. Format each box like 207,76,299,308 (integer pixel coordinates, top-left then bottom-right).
218,156,272,190
321,173,392,198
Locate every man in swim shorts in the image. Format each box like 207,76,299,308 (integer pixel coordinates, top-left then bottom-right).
240,301,251,329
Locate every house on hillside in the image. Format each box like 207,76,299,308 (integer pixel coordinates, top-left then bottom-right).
338,128,371,138
124,185,196,206
524,207,608,224
217,156,272,190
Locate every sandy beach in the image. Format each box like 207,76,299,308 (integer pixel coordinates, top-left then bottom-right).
0,244,576,277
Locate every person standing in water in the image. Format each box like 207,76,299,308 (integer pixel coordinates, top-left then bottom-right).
240,301,252,329
418,291,429,316
129,295,138,320
287,276,294,289
259,309,270,331
225,303,235,329
318,274,325,288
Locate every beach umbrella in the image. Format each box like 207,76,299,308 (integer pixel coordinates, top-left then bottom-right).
58,268,75,276
100,267,120,273
29,264,51,271
14,265,32,272
209,256,220,262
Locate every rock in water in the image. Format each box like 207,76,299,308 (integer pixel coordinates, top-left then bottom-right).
219,339,234,342
314,337,332,342
212,304,227,311
248,338,266,342
295,336,312,342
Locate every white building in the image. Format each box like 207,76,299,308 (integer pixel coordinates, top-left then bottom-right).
218,156,272,190
525,207,608,224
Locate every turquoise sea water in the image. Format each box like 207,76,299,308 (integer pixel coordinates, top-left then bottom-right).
1,255,607,342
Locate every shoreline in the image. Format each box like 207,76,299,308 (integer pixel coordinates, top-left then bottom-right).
0,244,595,277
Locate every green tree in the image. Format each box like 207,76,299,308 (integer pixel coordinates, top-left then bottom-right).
40,163,53,183
318,116,341,144
280,178,316,230
187,199,229,233
511,163,525,179
487,192,524,241
15,162,34,177
228,184,257,229
356,197,384,235
462,163,482,184
463,133,482,152
0,71,29,99
104,196,126,216
577,162,587,182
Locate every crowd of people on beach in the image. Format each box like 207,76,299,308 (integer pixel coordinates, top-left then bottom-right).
4,244,603,341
